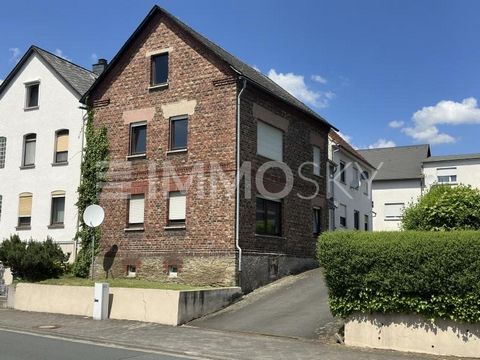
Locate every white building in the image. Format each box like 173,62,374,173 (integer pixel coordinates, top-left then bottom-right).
423,154,480,189
0,46,96,258
327,131,375,231
357,145,431,231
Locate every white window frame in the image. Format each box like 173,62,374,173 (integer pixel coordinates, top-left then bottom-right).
313,146,321,176
384,202,404,221
24,81,40,110
168,191,186,227
339,204,347,227
257,121,283,162
436,167,457,184
128,194,145,228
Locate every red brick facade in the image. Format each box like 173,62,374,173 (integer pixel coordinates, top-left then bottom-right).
86,8,330,290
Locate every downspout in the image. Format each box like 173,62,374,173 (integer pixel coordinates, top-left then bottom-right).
235,77,247,274
331,145,341,230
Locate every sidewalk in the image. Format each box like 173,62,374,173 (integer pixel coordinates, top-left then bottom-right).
0,309,458,360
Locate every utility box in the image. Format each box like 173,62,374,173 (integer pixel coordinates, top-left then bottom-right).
93,283,109,320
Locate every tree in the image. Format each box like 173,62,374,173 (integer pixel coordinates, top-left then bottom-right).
402,184,480,231
72,109,109,277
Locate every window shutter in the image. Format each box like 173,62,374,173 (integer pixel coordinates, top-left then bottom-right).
169,192,186,220
437,168,456,177
129,194,145,224
19,193,32,216
0,137,6,169
313,146,321,175
385,203,404,218
56,132,69,152
257,121,283,161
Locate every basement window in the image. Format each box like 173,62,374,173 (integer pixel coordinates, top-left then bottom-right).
127,265,136,277
168,265,178,278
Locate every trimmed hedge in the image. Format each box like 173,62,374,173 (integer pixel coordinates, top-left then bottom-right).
317,231,480,322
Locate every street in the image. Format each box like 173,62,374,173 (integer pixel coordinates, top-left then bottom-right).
0,329,195,360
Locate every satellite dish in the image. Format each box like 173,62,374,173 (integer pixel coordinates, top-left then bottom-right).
83,204,105,228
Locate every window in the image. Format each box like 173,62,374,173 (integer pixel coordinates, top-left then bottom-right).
168,265,178,278
170,116,188,150
256,197,282,236
257,121,283,161
54,130,69,164
168,191,186,226
128,194,145,228
339,161,346,183
313,146,321,176
18,192,33,227
364,214,369,231
22,134,36,167
313,207,322,236
437,167,457,184
127,265,136,278
339,204,347,227
354,210,360,230
25,83,39,108
129,122,147,156
0,137,6,169
351,167,360,189
50,191,65,226
385,203,404,221
361,171,369,194
151,53,169,86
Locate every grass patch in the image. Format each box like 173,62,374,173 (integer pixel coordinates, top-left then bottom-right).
28,276,203,290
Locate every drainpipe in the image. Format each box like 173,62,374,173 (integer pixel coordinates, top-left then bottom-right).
235,77,247,274
330,145,341,230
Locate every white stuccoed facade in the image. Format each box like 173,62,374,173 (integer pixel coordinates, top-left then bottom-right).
423,157,480,189
370,179,423,231
0,53,87,258
327,132,374,231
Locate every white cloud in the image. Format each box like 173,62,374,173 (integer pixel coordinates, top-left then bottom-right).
91,53,98,63
368,139,396,149
267,69,335,109
9,48,21,63
311,74,327,84
54,49,71,61
401,97,480,144
388,120,404,128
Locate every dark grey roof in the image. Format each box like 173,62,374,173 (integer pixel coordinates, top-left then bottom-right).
357,144,431,181
0,46,96,98
81,6,335,130
423,153,480,163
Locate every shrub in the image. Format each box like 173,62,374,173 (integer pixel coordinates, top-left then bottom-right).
0,235,68,281
317,231,480,322
402,185,480,230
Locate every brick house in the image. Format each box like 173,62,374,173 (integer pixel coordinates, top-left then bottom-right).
81,6,335,291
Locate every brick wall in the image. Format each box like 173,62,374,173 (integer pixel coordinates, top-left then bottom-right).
238,86,329,290
89,12,238,286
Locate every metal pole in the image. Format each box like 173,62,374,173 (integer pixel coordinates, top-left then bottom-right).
90,230,95,281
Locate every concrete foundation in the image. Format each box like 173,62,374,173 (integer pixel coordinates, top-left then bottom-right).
12,283,241,326
345,313,480,358
240,253,318,293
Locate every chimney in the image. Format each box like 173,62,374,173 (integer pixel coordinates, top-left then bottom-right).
92,58,108,76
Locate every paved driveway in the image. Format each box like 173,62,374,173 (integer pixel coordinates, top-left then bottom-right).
189,268,341,340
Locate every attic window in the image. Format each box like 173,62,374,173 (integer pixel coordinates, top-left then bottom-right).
25,82,39,109
151,53,168,86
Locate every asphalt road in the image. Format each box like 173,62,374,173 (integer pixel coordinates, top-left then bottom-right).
190,268,340,340
0,329,194,360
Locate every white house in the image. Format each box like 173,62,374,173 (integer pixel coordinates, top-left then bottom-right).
423,153,480,189
357,144,431,231
0,46,97,259
327,131,375,231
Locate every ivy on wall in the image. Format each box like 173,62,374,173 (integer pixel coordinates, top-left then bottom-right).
73,109,109,277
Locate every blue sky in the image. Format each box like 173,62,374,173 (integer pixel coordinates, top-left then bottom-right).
1,0,479,155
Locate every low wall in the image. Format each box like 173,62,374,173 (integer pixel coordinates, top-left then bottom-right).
345,313,480,358
13,283,241,326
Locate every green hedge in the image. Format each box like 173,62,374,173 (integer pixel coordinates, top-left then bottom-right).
317,231,480,322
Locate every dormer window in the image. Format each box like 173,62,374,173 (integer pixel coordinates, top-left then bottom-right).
151,53,168,86
25,82,39,109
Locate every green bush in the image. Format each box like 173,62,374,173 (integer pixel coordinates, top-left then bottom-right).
402,185,480,230
0,235,69,281
317,231,480,322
